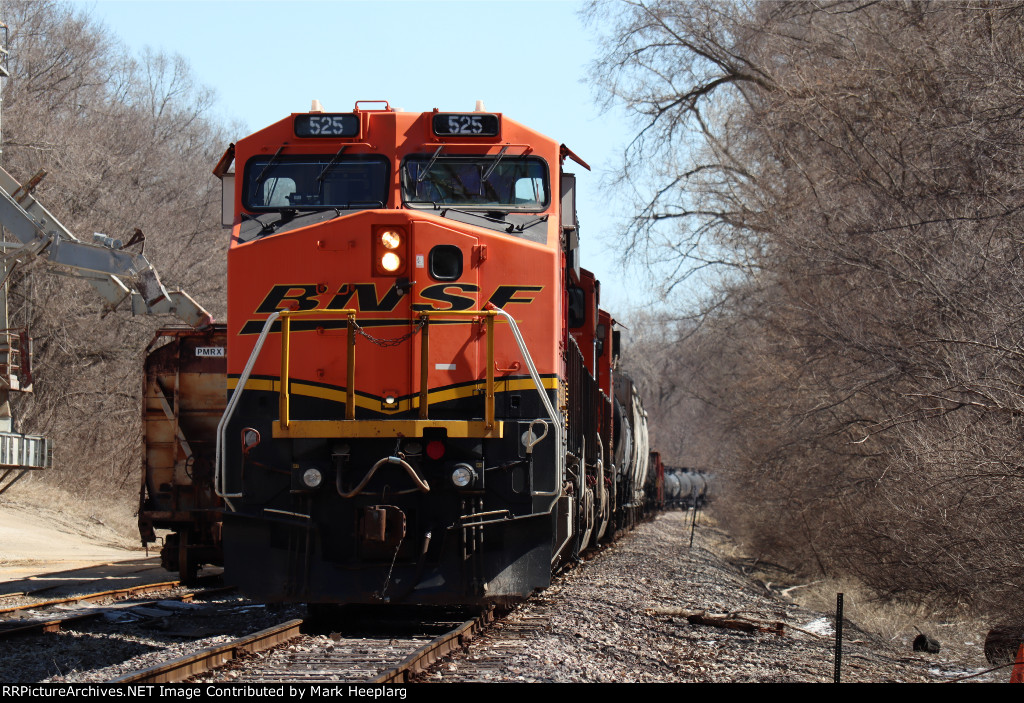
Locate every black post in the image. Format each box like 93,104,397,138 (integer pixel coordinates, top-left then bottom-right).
688,498,699,549
834,592,844,683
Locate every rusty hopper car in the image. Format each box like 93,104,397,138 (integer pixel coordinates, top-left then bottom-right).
139,326,227,583
149,101,652,606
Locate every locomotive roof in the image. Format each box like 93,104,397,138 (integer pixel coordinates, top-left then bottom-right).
235,105,566,162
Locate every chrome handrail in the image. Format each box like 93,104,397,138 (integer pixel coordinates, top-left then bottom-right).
214,312,280,509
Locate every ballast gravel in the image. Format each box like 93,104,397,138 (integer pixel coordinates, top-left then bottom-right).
425,510,1004,683
0,597,303,683
1,510,1007,683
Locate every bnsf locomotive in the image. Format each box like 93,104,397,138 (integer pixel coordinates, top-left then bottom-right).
139,101,651,605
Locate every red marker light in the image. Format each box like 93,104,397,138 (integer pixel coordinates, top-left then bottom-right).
426,440,446,460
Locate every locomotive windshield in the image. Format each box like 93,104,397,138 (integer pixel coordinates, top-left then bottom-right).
402,155,549,211
242,155,390,211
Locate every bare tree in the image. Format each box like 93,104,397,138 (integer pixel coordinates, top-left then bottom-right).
1,0,228,499
591,0,1024,615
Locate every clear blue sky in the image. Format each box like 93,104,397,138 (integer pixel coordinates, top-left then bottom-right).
66,0,649,314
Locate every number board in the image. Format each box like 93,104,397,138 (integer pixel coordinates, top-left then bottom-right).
294,114,360,138
432,113,500,137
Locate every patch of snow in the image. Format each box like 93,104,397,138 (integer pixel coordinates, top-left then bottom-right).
802,617,834,636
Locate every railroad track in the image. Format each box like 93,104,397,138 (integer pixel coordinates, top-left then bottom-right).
0,585,299,683
419,611,553,682
112,607,495,684
1,580,183,616
6,527,607,684
0,583,236,640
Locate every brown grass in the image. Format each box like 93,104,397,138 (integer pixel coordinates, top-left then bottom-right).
703,508,997,675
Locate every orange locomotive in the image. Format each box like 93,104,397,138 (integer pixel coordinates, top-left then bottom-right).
202,101,648,605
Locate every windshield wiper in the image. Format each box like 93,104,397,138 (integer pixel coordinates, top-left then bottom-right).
316,145,349,182
240,211,277,236
438,206,518,232
481,145,509,181
254,146,285,187
416,146,445,183
513,215,549,232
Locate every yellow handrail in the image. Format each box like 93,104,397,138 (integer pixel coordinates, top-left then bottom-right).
277,308,357,429
277,307,498,432
418,309,498,430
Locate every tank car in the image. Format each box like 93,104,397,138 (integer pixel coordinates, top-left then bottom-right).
198,101,650,606
661,466,715,509
689,471,708,507
663,470,681,504
675,470,694,508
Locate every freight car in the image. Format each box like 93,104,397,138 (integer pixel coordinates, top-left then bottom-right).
139,325,227,583
141,101,656,605
661,465,714,509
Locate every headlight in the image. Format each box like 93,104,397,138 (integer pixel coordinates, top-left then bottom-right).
242,428,260,450
380,229,402,249
381,252,401,272
451,463,476,488
302,468,323,488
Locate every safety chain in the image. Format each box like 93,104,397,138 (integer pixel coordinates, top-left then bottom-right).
350,318,424,348
377,529,405,603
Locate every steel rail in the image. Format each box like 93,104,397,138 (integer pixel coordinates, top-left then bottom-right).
371,609,493,683
110,618,304,683
0,586,235,640
109,609,493,684
0,580,182,614
0,610,104,639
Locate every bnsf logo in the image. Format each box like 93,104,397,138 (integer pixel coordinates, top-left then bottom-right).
255,282,542,314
